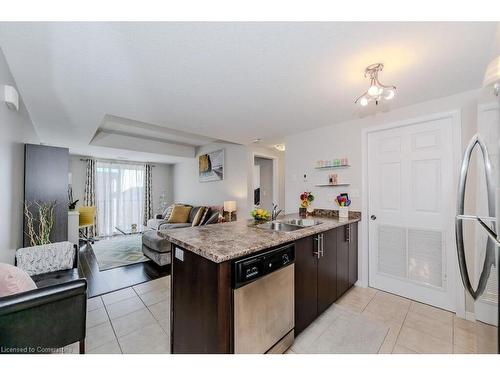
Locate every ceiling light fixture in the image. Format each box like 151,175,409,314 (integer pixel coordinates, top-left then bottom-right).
274,144,286,152
355,63,396,106
252,138,261,143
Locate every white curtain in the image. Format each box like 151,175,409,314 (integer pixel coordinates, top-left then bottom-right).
96,161,145,237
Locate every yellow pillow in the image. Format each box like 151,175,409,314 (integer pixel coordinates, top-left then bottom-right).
167,205,192,223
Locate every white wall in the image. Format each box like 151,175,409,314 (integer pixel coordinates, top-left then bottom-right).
0,48,39,264
173,142,249,218
68,155,174,215
285,89,483,214
172,141,286,220
285,88,491,314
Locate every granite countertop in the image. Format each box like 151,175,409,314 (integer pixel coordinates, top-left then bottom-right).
158,212,361,263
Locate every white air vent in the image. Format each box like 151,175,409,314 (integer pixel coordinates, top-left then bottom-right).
408,229,444,288
378,225,407,278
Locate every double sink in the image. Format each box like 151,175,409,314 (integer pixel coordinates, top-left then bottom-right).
256,218,322,232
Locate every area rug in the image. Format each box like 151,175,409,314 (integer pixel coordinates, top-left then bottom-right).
291,305,389,354
91,235,149,271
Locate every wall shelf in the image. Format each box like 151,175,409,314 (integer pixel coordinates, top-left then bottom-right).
315,183,351,187
314,165,350,170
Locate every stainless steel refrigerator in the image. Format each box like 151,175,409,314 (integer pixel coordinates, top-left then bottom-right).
455,55,499,354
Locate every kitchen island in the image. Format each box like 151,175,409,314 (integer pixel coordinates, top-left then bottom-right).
160,211,361,354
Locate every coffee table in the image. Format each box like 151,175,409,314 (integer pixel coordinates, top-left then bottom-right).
115,224,146,235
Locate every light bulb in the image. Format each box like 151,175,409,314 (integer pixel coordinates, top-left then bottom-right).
368,85,380,96
384,89,395,100
360,97,369,106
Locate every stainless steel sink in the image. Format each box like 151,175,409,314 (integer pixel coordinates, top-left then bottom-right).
256,218,322,232
280,219,322,227
256,221,302,232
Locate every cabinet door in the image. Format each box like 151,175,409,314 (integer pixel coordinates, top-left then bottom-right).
294,236,318,336
348,223,358,288
336,225,350,297
317,228,337,314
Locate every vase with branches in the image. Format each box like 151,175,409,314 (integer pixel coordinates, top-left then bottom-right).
24,200,57,246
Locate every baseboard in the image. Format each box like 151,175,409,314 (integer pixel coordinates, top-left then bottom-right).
355,280,368,288
465,311,476,321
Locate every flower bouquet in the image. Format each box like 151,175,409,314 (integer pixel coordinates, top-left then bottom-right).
299,191,314,217
251,208,271,223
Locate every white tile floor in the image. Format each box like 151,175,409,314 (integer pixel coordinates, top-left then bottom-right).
64,276,171,354
63,278,497,354
289,285,497,354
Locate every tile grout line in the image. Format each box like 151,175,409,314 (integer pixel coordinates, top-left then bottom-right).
100,299,123,354
360,289,379,314
389,301,411,353
100,288,140,354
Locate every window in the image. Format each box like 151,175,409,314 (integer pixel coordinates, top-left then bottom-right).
96,161,145,237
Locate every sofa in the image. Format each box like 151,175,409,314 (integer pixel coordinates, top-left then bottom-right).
142,204,224,266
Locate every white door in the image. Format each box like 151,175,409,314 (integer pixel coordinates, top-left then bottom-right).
368,115,458,311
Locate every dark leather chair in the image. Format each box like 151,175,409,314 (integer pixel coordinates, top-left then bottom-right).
0,245,87,354
0,279,87,354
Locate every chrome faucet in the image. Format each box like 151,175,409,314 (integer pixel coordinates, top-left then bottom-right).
271,204,283,221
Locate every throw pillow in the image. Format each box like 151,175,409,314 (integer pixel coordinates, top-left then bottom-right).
200,207,211,225
167,205,192,223
162,204,175,220
191,207,207,226
204,211,220,225
189,206,202,223
0,263,37,297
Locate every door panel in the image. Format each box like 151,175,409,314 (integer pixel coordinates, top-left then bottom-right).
336,226,349,298
368,115,457,311
318,229,337,314
294,236,318,336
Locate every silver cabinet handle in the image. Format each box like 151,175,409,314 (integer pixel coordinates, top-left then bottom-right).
455,133,497,300
320,234,324,257
313,235,321,259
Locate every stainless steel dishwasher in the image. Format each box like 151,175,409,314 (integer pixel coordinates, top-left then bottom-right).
233,244,295,354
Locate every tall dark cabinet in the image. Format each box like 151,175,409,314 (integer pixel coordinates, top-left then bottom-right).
294,222,358,336
24,144,69,246
294,236,319,335
317,228,338,315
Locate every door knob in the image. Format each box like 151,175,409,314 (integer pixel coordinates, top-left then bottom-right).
370,215,377,220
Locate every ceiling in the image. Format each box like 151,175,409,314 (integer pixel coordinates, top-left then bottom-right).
0,22,498,162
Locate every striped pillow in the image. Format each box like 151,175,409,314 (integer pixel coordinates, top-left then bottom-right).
162,204,175,220
192,207,207,226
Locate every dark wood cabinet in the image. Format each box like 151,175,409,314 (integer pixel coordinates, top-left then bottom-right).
294,223,359,336
317,228,337,315
348,223,358,287
294,235,318,336
24,144,69,246
171,245,232,353
336,225,350,297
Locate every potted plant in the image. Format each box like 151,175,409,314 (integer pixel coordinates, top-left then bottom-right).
299,192,314,218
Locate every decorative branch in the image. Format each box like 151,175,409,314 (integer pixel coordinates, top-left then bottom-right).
24,200,57,246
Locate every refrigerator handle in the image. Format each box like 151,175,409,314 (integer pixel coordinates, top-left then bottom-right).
455,134,497,300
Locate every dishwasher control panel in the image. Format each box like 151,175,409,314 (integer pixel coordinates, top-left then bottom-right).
233,244,295,288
